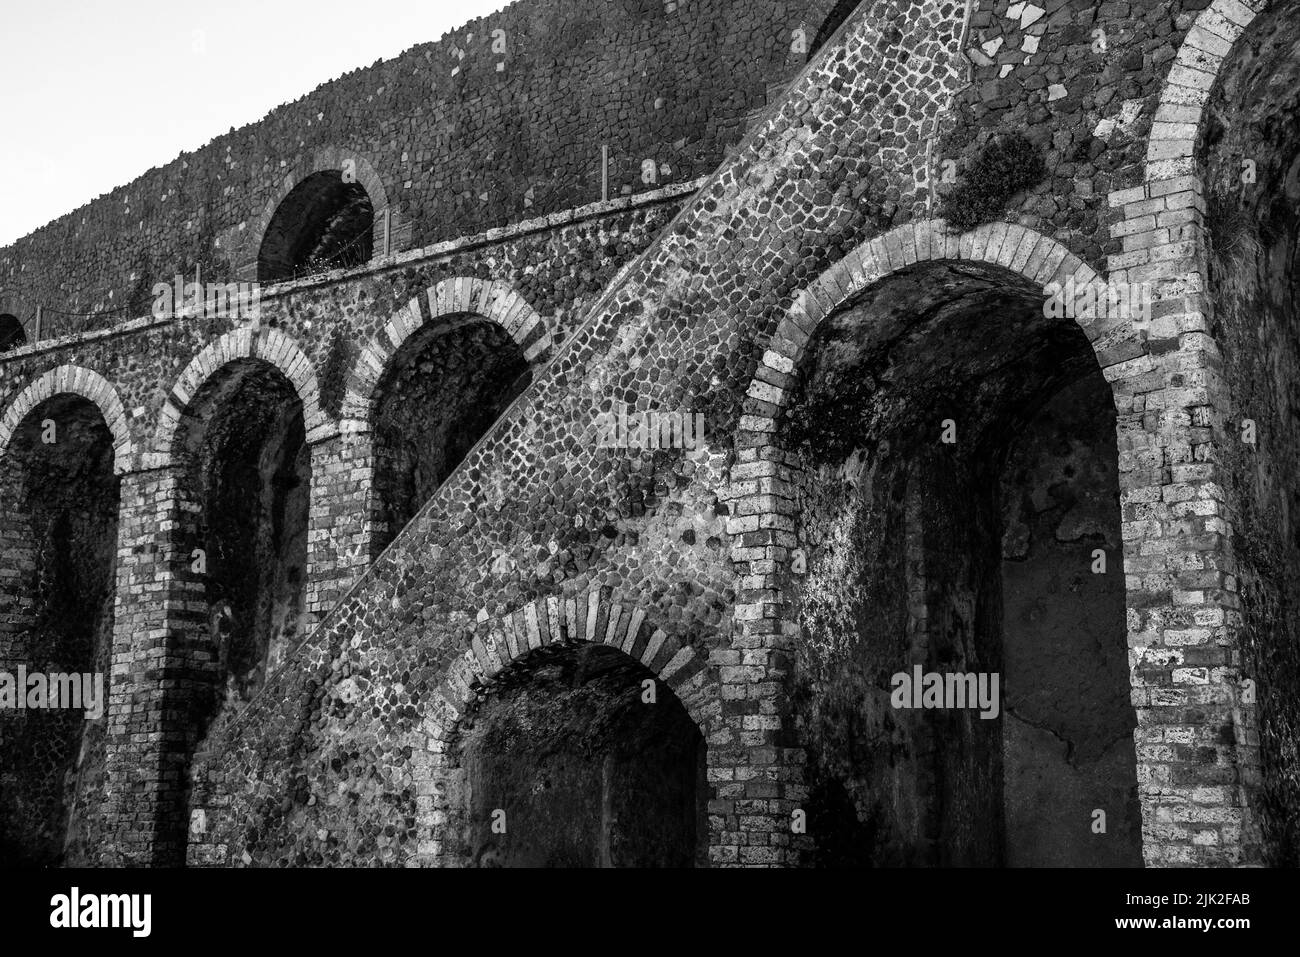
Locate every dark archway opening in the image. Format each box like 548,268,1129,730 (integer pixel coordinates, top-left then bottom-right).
371,317,530,553
808,0,860,61
257,171,374,283
0,314,25,352
450,643,707,867
785,260,1142,867
164,360,310,861
0,395,119,866
1199,2,1300,865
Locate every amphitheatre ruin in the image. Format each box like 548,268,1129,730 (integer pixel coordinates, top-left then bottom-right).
1,0,1297,867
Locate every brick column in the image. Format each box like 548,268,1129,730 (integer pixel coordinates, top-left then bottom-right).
1106,176,1260,865
305,428,375,632
101,464,206,866
718,439,808,867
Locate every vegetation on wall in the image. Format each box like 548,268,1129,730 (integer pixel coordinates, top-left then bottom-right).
938,133,1046,233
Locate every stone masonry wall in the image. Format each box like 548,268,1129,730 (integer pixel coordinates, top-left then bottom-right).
0,0,839,339
1,0,1293,868
1,188,693,866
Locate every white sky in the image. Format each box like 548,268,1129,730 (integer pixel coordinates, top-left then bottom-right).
0,0,512,248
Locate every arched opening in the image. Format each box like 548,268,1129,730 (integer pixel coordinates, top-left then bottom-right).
257,170,374,282
1198,1,1300,865
0,394,119,866
808,0,860,61
371,317,531,553
445,642,707,867
0,314,25,352
167,359,310,855
783,259,1141,866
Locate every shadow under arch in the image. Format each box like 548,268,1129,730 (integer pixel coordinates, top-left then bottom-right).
0,390,121,865
0,314,25,352
151,343,321,865
249,148,391,284
340,278,552,555
419,591,717,867
808,0,863,62
449,641,707,867
729,220,1145,867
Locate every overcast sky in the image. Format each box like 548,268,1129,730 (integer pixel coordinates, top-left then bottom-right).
0,0,512,248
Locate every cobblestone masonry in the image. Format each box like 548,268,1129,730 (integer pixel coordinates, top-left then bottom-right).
1,0,1297,866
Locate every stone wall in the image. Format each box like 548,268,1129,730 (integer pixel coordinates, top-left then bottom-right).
0,187,693,866
0,0,839,339
181,0,972,869
1,0,1296,868
1000,370,1143,867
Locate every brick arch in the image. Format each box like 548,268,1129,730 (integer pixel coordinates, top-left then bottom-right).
0,365,134,474
339,277,553,427
1144,0,1265,183
1124,0,1299,867
735,220,1113,435
244,146,392,281
726,219,1249,866
425,589,713,733
726,218,1125,641
415,587,715,866
1109,1,1265,304
152,327,331,459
